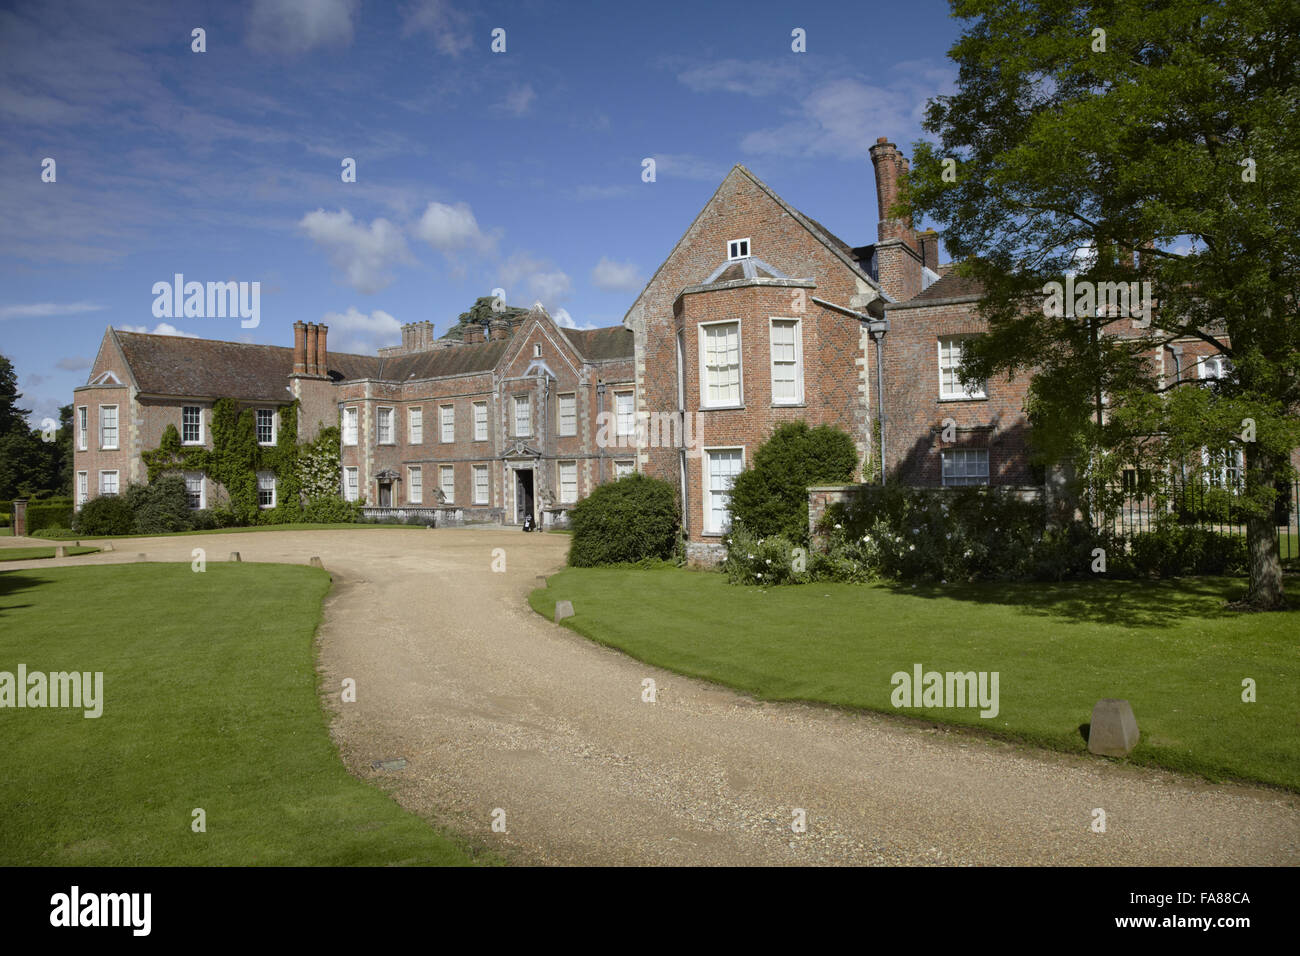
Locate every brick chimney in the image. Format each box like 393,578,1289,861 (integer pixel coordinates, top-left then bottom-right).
463,324,485,345
919,229,940,271
316,323,328,377
304,323,319,376
870,137,918,252
292,321,307,375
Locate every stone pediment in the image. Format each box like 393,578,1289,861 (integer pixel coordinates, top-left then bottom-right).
503,441,543,459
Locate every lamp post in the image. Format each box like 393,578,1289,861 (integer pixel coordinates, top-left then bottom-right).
865,318,890,485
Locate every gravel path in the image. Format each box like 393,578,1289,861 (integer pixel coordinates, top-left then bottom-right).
5,528,1298,865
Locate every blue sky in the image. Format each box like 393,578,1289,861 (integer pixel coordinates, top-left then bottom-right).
1,0,961,425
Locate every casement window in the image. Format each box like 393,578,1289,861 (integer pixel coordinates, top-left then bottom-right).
408,407,423,444
440,404,455,443
1199,355,1233,381
700,322,742,408
440,465,455,503
184,472,205,510
938,338,986,400
558,393,576,436
941,449,990,487
473,464,489,505
342,407,358,445
376,407,394,444
513,395,530,437
1202,446,1245,490
704,448,743,534
615,391,635,439
727,238,751,260
343,466,359,501
256,408,276,445
76,471,88,506
770,319,803,404
614,460,634,479
99,405,118,449
408,466,423,504
182,406,203,444
558,461,578,504
474,402,488,441
99,470,119,496
257,471,277,508
76,406,87,451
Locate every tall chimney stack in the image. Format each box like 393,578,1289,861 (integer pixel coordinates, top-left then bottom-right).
919,229,939,271
305,323,319,376
870,137,919,252
293,321,307,375
316,323,328,377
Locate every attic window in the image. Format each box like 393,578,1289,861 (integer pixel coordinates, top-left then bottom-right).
727,238,751,260
534,343,542,357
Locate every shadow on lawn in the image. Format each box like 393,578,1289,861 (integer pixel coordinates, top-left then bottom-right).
882,577,1247,629
0,570,55,619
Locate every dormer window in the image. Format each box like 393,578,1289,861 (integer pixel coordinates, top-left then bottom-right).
727,238,751,260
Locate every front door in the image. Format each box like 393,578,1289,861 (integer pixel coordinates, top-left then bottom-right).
514,469,534,524
378,481,392,507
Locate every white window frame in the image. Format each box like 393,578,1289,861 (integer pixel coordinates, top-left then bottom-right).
513,394,531,437
614,460,634,479
342,406,358,446
376,406,395,445
99,470,119,496
769,318,804,405
941,448,990,487
182,405,204,445
727,238,751,260
614,390,635,439
256,408,277,445
558,460,578,504
99,405,118,450
558,393,576,437
1199,355,1233,381
256,471,277,509
473,401,488,442
703,447,744,535
1202,445,1245,490
473,464,489,505
440,404,455,444
698,320,743,409
440,464,455,504
408,466,423,504
408,406,423,444
76,471,88,506
938,337,987,400
184,471,206,510
76,406,87,451
343,466,359,501
533,343,542,358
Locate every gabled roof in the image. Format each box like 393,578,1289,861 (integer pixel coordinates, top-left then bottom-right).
376,340,511,381
565,326,634,362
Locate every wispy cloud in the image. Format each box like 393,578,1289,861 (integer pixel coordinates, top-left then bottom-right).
590,257,642,293
117,322,199,338
55,356,92,371
299,208,414,294
497,251,572,310
651,153,729,182
321,306,402,354
401,0,473,56
499,84,536,116
411,201,498,255
0,301,105,320
247,0,360,55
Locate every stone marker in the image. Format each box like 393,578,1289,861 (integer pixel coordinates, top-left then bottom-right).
371,758,407,771
136,553,147,562
229,552,241,562
309,556,324,568
536,575,548,587
55,546,66,558
101,541,113,552
1088,699,1140,756
554,600,574,623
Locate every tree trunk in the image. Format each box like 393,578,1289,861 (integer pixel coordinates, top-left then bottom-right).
1243,447,1287,610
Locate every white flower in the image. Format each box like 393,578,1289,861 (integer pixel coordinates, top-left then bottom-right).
765,559,771,565
756,572,763,578
834,523,842,530
945,533,952,540
909,544,916,551
941,579,947,584
747,554,754,559
912,528,919,535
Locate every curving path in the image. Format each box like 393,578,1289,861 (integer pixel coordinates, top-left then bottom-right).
4,528,1298,865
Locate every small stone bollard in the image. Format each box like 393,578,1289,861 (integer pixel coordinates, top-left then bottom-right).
55,546,66,558
101,541,113,552
309,556,324,569
554,600,574,623
536,575,548,588
229,552,241,562
1088,699,1140,757
136,553,147,562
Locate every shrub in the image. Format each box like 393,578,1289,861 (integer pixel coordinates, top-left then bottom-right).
25,502,74,533
720,523,806,585
1129,523,1248,577
568,473,679,566
73,495,135,536
126,476,195,534
728,422,858,544
301,496,363,524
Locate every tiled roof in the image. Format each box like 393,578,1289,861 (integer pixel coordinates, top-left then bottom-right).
909,271,983,302
565,326,634,361
377,340,510,380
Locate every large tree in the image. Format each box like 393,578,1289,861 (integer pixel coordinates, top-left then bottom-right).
909,0,1300,609
0,355,68,499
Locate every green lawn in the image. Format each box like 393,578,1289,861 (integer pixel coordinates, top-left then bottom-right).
0,546,99,562
0,564,488,865
530,567,1300,790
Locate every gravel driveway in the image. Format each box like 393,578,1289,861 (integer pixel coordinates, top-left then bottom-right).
5,528,1297,865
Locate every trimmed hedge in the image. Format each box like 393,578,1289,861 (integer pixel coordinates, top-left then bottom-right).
25,503,73,533
568,473,680,566
73,495,136,536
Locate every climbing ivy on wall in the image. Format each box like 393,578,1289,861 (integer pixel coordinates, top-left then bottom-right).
142,398,310,524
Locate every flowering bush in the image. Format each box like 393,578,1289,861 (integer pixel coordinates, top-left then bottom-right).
720,523,806,585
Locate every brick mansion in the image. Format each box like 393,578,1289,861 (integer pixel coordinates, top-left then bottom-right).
72,138,1233,559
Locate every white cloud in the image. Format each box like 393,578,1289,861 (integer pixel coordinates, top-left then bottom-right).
401,0,472,56
590,257,643,293
551,308,594,331
411,201,497,255
116,322,199,337
0,301,105,320
651,153,729,182
299,208,413,294
56,356,92,371
321,306,402,353
247,0,360,55
500,84,535,116
496,251,572,310
677,58,805,97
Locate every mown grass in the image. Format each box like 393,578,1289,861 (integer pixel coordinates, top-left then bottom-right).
0,546,99,562
0,564,489,865
530,566,1299,790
